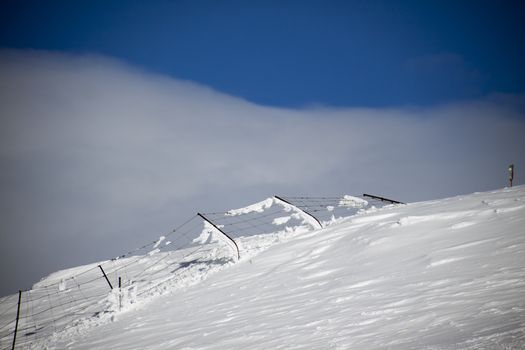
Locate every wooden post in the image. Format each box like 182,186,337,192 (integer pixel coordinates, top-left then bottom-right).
98,265,113,290
197,213,240,260
11,290,22,350
509,164,514,187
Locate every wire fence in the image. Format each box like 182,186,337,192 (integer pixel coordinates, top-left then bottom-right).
0,194,400,349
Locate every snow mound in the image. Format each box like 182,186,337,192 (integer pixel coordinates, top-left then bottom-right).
2,187,524,349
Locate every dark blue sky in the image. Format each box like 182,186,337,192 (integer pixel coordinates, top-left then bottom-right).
1,0,524,107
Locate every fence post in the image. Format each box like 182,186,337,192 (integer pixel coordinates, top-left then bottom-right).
11,290,22,350
509,164,514,187
98,265,113,290
274,195,323,229
197,213,240,260
118,277,122,311
362,193,404,205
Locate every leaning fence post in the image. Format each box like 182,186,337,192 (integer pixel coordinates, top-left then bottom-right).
98,265,113,290
274,195,323,229
197,213,240,260
11,290,22,350
118,277,122,311
362,193,404,205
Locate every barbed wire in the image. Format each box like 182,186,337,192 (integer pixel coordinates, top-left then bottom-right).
0,194,400,349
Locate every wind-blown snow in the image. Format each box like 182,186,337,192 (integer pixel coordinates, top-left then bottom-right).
226,198,275,216
227,196,322,230
192,222,223,245
273,197,323,230
2,187,525,349
152,236,165,249
338,195,369,208
272,216,292,226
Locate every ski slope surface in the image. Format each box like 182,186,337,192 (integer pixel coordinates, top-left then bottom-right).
3,186,525,349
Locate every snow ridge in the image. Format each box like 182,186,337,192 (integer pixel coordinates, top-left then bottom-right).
3,188,525,349
0,194,380,349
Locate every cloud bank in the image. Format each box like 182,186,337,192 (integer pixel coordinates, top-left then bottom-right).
1,50,524,296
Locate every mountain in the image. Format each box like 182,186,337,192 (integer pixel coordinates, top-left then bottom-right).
1,187,524,349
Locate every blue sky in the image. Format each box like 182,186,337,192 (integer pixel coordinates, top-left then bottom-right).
1,1,525,296
1,0,524,107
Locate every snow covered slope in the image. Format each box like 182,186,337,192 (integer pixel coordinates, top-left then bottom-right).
5,186,525,349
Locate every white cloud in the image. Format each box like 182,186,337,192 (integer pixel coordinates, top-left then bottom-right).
1,49,524,295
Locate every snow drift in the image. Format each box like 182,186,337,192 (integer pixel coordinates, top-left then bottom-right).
1,187,525,349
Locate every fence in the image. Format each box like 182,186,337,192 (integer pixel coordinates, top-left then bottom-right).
0,194,401,349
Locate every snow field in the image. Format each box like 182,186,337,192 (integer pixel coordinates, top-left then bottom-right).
45,186,525,349
0,195,375,349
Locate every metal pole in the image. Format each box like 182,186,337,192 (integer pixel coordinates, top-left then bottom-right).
11,290,22,350
274,195,323,229
197,213,240,260
362,193,404,205
98,265,113,290
118,277,122,311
